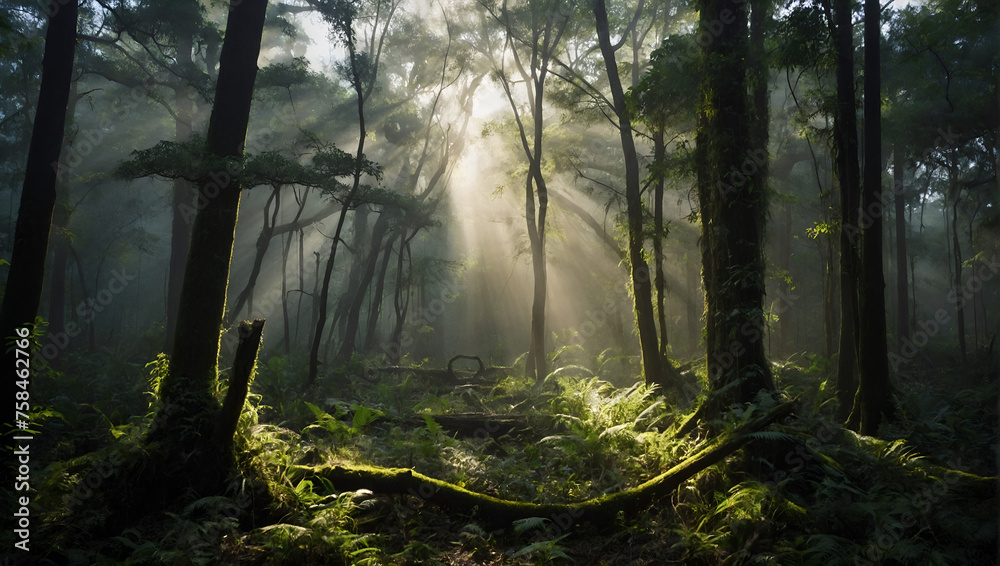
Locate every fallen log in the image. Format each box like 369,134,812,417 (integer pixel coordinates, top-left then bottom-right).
291,401,796,528
405,413,532,438
373,356,511,383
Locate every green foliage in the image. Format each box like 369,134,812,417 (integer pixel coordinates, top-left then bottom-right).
302,400,385,444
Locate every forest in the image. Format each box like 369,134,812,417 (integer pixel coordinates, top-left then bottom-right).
0,0,997,563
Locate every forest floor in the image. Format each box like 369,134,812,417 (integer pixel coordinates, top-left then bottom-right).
18,348,1000,565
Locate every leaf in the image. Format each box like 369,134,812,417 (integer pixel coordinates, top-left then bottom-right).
350,404,384,431
511,516,549,535
422,414,442,437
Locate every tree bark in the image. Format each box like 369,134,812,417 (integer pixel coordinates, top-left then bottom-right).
152,0,268,447
694,0,774,408
165,28,196,354
0,0,78,494
893,143,909,348
831,0,861,423
595,0,669,390
213,319,265,454
653,129,669,365
852,0,893,435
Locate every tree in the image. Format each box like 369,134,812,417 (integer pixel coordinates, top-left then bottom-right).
695,0,775,408
0,0,77,494
483,0,573,383
79,0,219,352
307,0,396,386
594,0,670,389
850,0,893,434
147,0,268,494
826,0,862,421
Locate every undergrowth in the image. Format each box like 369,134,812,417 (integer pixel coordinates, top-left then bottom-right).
25,348,999,565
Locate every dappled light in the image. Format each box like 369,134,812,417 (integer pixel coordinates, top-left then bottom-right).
0,0,996,563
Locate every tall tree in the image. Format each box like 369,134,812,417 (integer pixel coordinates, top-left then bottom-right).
308,0,396,386
148,0,268,492
0,0,77,492
695,0,775,407
486,0,572,383
594,0,670,389
827,0,862,421
893,143,909,349
850,0,893,435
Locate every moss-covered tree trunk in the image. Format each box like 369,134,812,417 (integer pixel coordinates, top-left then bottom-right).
149,0,268,492
595,0,672,390
694,0,775,408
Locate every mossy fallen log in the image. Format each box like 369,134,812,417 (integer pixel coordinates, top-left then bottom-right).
291,401,796,527
404,413,532,438
374,355,511,383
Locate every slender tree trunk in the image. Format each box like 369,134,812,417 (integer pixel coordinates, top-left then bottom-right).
852,0,893,435
0,0,78,496
831,0,861,422
686,255,701,356
230,186,280,321
165,29,196,353
336,206,371,344
363,236,396,352
308,21,370,386
695,0,774,407
281,229,291,354
152,0,268,458
387,233,411,365
894,143,909,347
595,0,668,389
653,129,669,365
952,196,966,361
335,213,390,364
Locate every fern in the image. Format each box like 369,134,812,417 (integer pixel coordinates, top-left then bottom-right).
512,516,550,535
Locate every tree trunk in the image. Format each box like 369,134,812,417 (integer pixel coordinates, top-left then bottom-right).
653,129,669,365
387,232,411,365
363,236,396,352
0,0,78,494
165,28,196,354
308,17,371,386
694,0,774,408
151,0,268,461
952,196,966,361
230,186,280,321
831,0,861,423
893,143,909,348
335,213,390,365
851,0,893,435
595,0,669,390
